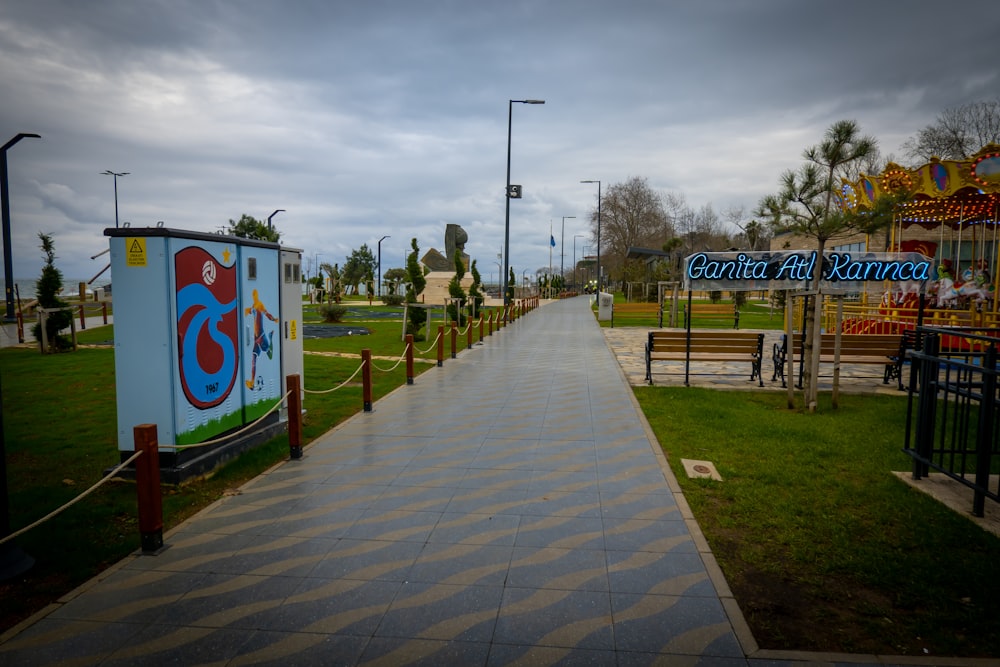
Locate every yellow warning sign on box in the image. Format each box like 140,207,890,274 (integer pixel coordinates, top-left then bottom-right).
126,237,147,267
289,319,297,341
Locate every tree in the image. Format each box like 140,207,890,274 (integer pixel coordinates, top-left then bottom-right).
405,238,427,338
227,214,280,242
382,267,407,296
505,268,516,304
342,244,376,295
588,176,672,286
446,252,467,326
319,262,342,303
756,120,898,412
677,203,730,255
31,233,73,351
724,206,772,251
468,260,483,318
902,98,1000,163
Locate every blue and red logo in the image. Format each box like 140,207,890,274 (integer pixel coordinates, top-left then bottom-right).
175,246,238,409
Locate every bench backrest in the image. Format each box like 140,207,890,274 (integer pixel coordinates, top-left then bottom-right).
648,331,762,354
789,333,901,356
685,304,736,314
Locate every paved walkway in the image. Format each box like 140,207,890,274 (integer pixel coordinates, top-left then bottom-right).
0,298,966,665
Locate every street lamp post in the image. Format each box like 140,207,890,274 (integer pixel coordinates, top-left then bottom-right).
580,180,601,293
2,133,41,322
503,98,544,310
573,234,585,290
377,235,390,298
267,209,285,232
560,215,575,290
101,170,129,229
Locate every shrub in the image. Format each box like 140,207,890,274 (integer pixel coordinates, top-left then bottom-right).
381,294,404,307
319,304,347,322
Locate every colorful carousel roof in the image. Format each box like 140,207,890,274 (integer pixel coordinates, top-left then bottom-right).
842,143,1000,229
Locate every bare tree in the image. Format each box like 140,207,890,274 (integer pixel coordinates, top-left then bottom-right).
725,205,772,251
586,176,671,285
902,98,1000,163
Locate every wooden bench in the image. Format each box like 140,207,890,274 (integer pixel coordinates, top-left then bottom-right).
772,333,903,388
645,330,764,386
683,303,739,329
612,302,662,328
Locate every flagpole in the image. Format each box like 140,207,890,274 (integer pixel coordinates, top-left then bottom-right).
549,220,553,298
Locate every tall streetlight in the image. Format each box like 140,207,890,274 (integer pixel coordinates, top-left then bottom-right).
560,215,575,287
377,235,390,297
267,209,285,232
2,133,41,322
573,234,585,289
101,170,129,229
580,180,601,293
503,98,545,309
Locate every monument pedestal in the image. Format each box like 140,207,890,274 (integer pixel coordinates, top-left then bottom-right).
421,272,473,306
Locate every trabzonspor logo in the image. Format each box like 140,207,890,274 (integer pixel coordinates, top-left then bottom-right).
175,247,238,409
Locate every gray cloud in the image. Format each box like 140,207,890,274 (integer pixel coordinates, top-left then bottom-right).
2,0,999,282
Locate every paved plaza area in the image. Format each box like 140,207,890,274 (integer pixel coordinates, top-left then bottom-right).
0,298,989,665
603,326,907,394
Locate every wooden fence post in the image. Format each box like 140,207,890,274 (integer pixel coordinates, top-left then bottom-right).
405,334,415,385
437,325,444,367
133,424,164,554
287,374,302,459
361,349,373,412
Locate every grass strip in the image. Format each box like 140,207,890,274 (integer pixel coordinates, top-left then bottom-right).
634,386,1000,657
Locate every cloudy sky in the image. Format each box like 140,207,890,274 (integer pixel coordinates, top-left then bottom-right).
1,0,998,287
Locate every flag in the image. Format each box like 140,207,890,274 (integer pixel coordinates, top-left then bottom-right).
550,235,556,247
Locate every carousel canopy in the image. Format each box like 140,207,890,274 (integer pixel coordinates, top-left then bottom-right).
842,143,1000,230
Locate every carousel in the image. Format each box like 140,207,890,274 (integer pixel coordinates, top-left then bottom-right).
836,143,1000,333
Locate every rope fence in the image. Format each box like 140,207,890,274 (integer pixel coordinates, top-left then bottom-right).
369,344,410,373
0,450,143,548
415,330,442,355
1,298,544,556
303,358,367,395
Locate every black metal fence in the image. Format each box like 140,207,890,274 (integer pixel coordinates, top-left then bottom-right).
904,326,1000,517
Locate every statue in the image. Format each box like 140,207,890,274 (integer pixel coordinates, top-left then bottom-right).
421,223,470,272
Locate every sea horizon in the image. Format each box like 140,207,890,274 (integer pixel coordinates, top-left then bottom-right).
2,277,107,301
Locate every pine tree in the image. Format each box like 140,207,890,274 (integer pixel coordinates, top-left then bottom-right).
31,233,73,351
447,252,467,327
468,260,484,319
405,238,427,338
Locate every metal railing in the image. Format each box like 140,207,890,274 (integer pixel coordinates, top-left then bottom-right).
904,327,1000,516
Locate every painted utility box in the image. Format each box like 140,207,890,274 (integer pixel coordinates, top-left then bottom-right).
105,227,302,472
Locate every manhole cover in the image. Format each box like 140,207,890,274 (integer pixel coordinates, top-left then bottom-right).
680,459,723,481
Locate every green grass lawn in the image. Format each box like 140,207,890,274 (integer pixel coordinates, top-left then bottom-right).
635,387,1000,657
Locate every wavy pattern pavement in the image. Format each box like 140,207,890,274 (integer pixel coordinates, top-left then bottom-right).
3,298,914,666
